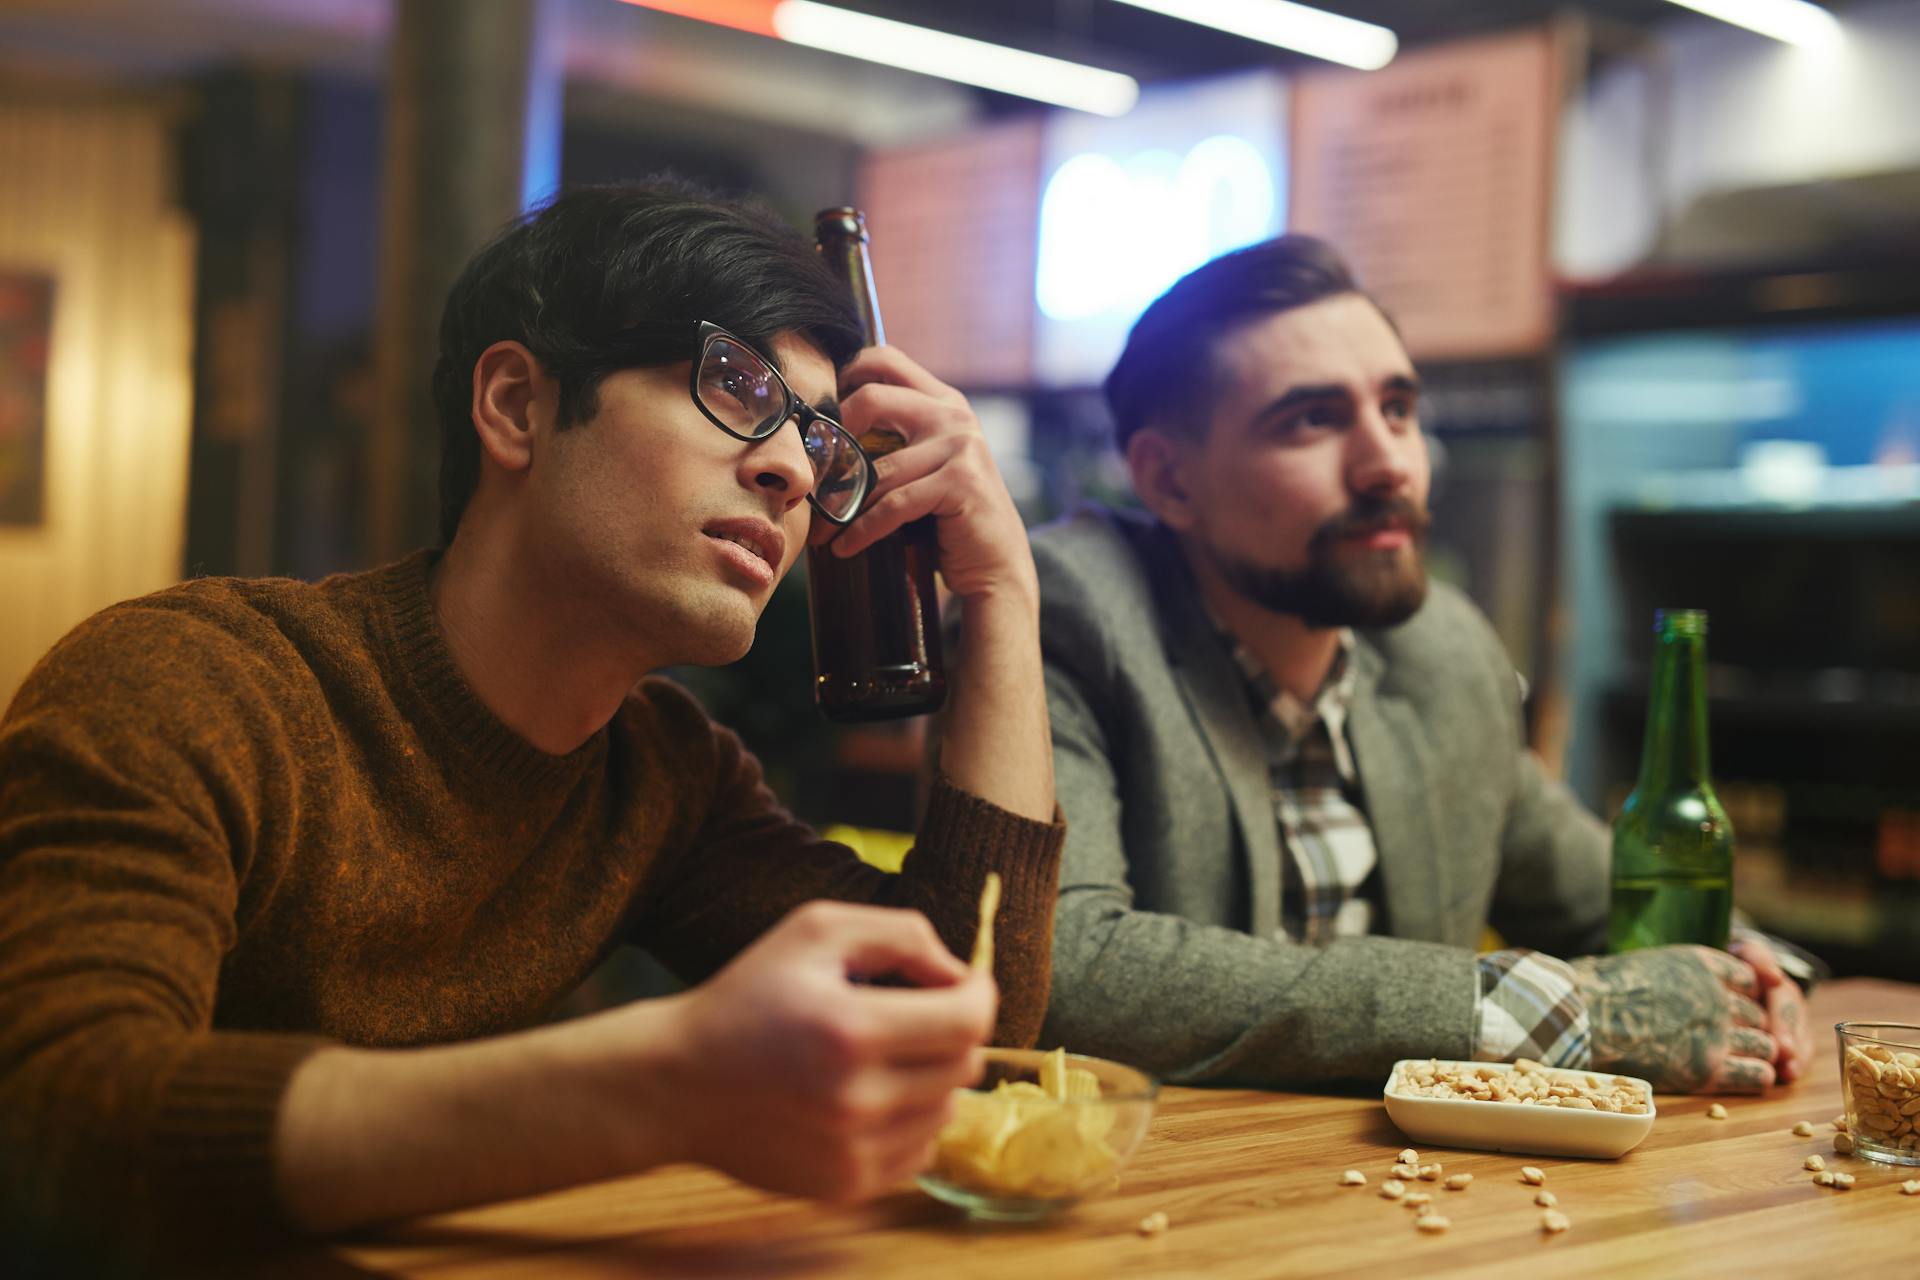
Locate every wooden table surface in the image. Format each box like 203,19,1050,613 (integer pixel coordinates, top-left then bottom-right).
315,979,1920,1279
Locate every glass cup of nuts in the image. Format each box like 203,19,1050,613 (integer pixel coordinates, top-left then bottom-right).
1835,1022,1920,1166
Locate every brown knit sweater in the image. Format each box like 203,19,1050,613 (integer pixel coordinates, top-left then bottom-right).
0,552,1064,1268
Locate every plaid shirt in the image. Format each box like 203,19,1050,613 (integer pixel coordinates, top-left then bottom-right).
1222,627,1591,1069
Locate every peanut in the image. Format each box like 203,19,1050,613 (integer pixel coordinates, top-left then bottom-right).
1813,1172,1836,1187
1443,1173,1473,1190
1340,1170,1367,1186
1391,1058,1649,1114
1417,1163,1442,1181
1835,1132,1856,1155
1415,1214,1450,1233
1832,1172,1856,1190
1520,1166,1546,1185
1402,1192,1433,1209
1390,1163,1420,1179
1900,1179,1920,1195
1706,1103,1728,1120
1840,1044,1920,1153
1398,1148,1419,1164
1804,1155,1826,1172
1137,1211,1169,1236
1540,1208,1570,1233
1380,1179,1407,1199
1792,1121,1815,1136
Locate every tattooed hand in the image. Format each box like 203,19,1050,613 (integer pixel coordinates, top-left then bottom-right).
1569,946,1776,1094
1730,933,1808,1083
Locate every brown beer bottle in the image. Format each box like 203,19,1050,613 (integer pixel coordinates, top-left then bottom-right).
806,207,946,721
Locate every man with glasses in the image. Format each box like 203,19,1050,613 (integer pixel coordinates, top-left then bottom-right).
1029,235,1808,1101
0,180,1061,1269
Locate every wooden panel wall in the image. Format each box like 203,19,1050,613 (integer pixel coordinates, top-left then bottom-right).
0,94,196,706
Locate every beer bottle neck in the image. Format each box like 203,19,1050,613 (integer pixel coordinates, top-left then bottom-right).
814,209,885,347
1636,618,1713,797
839,242,885,348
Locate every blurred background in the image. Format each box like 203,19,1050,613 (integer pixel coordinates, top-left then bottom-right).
1,0,1915,981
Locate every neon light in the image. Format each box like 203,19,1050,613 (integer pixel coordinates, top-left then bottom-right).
614,0,779,38
1112,0,1397,71
1176,135,1275,259
1037,154,1138,322
772,3,1138,116
1661,0,1843,48
1036,135,1278,322
615,0,1139,116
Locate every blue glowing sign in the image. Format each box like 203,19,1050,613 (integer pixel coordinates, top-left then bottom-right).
1036,134,1277,323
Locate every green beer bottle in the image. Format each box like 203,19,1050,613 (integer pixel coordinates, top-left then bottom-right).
1607,609,1734,952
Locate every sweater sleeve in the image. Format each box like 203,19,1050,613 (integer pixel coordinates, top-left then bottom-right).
626,679,1064,1048
0,603,330,1269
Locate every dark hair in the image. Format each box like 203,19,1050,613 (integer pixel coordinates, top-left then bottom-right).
1103,234,1365,450
432,177,865,544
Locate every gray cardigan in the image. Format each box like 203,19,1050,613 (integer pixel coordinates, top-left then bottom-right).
1033,505,1608,1087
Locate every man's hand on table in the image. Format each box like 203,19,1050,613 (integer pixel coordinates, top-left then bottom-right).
647,900,995,1203
1730,933,1808,1082
1571,946,1781,1093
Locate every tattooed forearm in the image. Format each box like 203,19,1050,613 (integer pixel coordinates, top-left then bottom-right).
1570,948,1740,1093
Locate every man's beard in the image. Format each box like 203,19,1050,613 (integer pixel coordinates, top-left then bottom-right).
1207,495,1432,629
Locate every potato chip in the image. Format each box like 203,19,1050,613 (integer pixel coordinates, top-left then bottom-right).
1000,1105,1095,1198
930,1050,1122,1201
1075,1085,1116,1146
1064,1066,1101,1101
1040,1046,1069,1100
996,1080,1053,1103
970,871,1002,973
934,1090,1025,1186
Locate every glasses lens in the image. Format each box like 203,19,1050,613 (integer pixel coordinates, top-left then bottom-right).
696,337,784,437
802,416,868,522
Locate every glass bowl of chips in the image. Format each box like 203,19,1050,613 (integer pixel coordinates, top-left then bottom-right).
918,1046,1159,1222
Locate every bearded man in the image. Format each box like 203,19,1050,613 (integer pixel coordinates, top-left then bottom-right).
1029,235,1806,1095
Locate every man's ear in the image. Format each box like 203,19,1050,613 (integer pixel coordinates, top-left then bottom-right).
1126,428,1199,533
470,341,548,474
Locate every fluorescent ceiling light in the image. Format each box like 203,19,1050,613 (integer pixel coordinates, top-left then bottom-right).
775,3,1139,115
1111,0,1397,71
615,1,1140,116
1661,0,1843,47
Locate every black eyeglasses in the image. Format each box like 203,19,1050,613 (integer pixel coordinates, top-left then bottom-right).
689,321,875,525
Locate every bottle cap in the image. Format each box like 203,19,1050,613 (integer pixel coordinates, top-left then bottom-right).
814,207,867,241
1654,608,1708,637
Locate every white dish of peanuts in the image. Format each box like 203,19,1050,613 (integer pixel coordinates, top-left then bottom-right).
1384,1059,1658,1159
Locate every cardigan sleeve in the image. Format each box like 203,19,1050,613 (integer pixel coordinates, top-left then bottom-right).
624,678,1064,1048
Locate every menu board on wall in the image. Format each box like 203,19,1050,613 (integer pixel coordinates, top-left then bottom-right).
1289,30,1559,361
857,120,1043,389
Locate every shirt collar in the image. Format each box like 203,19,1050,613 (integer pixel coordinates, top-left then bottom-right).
1212,615,1361,782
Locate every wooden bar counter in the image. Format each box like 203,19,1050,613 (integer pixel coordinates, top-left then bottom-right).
317,979,1920,1278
